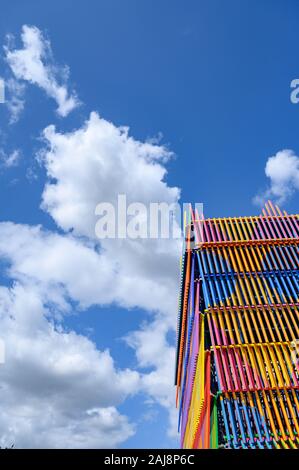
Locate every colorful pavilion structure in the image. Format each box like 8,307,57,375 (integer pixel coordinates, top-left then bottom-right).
175,201,299,449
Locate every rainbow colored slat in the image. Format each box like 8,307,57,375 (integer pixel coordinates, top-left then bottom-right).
175,201,299,449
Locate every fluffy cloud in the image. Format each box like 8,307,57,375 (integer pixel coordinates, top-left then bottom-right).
0,25,182,448
41,111,178,238
253,149,299,205
0,149,20,168
41,112,180,440
126,315,178,438
0,220,178,445
0,129,180,441
0,220,178,316
40,111,181,316
38,112,181,436
0,279,138,448
5,25,79,117
5,78,26,124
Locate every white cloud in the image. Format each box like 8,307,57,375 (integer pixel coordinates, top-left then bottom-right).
0,221,178,316
41,111,178,238
126,315,178,439
0,272,138,448
0,149,20,168
0,25,182,448
40,112,181,316
25,111,181,442
253,149,299,205
5,78,26,124
0,219,178,446
37,112,182,442
10,406,135,449
5,25,79,117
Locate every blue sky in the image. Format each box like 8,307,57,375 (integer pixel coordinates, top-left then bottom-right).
0,0,298,449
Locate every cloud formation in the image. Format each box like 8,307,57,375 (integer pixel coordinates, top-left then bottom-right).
253,149,299,205
39,112,181,436
0,267,139,448
0,149,20,168
5,25,79,117
0,25,181,447
40,112,181,315
5,78,26,124
0,113,181,446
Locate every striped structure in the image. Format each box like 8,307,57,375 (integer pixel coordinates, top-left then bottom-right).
175,201,299,449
